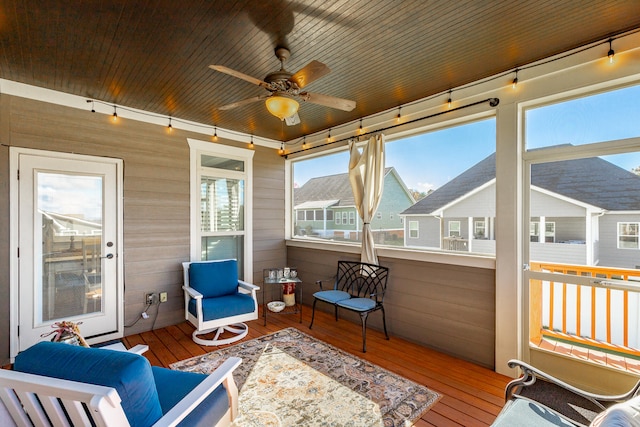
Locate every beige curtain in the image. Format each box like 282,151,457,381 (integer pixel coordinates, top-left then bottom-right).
348,134,385,265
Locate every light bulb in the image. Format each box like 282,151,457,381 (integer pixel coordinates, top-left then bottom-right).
608,39,615,64
512,77,518,89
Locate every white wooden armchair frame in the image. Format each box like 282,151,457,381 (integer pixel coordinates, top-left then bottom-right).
0,356,241,427
182,261,260,346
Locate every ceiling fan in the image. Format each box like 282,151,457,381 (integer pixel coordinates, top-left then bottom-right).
210,47,356,125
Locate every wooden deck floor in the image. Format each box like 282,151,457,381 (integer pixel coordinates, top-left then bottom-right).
124,306,511,426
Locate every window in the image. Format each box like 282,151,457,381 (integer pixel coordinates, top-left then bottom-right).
316,210,324,220
449,221,461,237
326,210,334,221
544,222,555,243
409,221,419,238
305,210,314,220
189,139,253,280
349,212,355,225
530,222,539,242
474,220,486,239
530,221,555,243
619,223,639,249
297,210,305,221
291,117,495,250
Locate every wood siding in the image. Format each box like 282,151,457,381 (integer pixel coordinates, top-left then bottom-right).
287,246,497,368
0,95,286,364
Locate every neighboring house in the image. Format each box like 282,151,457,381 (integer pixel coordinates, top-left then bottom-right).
294,167,415,244
400,151,640,268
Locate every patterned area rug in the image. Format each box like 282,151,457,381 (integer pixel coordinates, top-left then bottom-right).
170,328,440,426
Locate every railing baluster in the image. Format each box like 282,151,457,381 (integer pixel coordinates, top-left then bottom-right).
591,286,596,341
576,285,581,338
549,280,555,331
562,281,567,334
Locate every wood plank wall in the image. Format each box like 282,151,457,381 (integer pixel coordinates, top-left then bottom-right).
0,95,286,364
288,246,497,368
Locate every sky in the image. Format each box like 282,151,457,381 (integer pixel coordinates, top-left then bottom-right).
293,84,640,192
39,173,103,222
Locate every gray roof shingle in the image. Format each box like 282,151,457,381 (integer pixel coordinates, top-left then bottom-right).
401,152,640,215
294,167,393,208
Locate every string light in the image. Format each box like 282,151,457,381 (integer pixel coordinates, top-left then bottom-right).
167,117,172,132
447,90,452,109
608,38,615,64
279,142,284,154
249,135,254,148
112,105,118,122
87,100,95,113
213,126,218,141
512,69,519,89
396,106,402,123
359,118,364,134
327,129,332,143
302,136,307,149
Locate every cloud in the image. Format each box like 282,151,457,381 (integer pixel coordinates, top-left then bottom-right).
415,181,436,192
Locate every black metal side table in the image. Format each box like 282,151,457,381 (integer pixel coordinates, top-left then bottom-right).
262,272,302,326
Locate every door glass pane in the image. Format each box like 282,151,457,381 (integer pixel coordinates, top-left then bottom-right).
200,177,244,232
39,172,103,322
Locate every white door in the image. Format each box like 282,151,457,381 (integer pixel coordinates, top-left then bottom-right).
13,150,122,353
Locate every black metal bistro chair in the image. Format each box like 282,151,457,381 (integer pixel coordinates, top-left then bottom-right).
309,260,389,352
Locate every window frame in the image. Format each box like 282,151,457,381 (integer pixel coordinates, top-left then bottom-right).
449,221,461,237
188,139,254,280
618,222,640,249
409,220,419,238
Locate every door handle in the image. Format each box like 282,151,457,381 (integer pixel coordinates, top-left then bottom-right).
102,253,114,259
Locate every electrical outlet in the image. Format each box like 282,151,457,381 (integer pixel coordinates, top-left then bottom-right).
145,293,154,305
159,292,167,303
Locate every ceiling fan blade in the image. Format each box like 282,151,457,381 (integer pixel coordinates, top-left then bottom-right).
209,65,268,88
284,112,300,126
289,60,330,88
217,95,267,111
300,92,356,111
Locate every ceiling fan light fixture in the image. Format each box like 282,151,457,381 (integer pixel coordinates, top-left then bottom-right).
265,94,299,120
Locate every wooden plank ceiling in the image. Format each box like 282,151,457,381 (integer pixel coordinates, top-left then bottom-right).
1,0,640,142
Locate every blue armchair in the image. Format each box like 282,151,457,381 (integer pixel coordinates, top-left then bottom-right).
182,259,260,346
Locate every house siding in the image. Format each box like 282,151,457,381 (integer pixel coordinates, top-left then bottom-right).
371,172,413,232
287,245,496,368
405,216,441,248
0,95,286,364
445,184,496,218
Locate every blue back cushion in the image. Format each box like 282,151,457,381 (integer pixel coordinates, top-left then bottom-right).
189,260,238,298
14,341,163,427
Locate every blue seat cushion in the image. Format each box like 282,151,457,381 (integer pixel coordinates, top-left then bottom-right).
14,341,163,427
189,292,255,321
336,297,377,312
189,260,238,298
314,290,351,304
491,397,576,426
152,367,229,427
